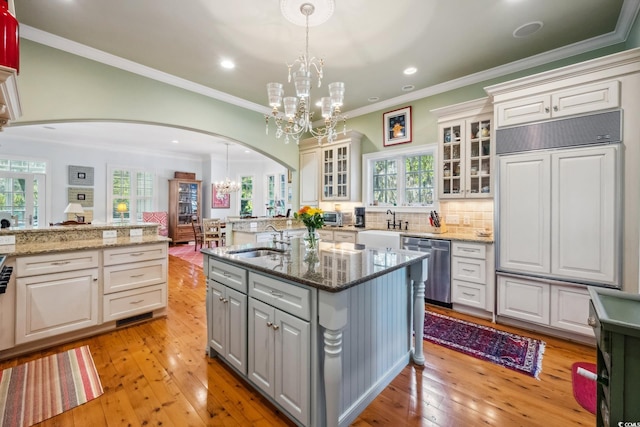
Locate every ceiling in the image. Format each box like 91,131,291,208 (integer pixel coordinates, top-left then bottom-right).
7,0,640,158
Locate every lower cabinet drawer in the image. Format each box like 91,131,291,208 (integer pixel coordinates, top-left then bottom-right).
104,259,167,294
334,231,356,243
248,272,310,321
103,284,166,322
452,280,486,308
452,256,486,284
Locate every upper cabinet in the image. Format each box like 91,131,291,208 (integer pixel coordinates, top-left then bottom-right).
494,80,620,128
299,130,363,204
0,65,21,130
432,98,493,199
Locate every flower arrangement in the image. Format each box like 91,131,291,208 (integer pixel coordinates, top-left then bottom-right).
294,206,324,231
294,206,324,251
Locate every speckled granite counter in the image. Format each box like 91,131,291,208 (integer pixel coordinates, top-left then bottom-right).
202,238,428,292
400,231,494,243
0,223,169,256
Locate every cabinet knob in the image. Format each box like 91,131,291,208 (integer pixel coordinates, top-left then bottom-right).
219,296,224,301
544,107,550,113
272,324,280,331
587,316,597,327
266,321,273,327
553,105,558,112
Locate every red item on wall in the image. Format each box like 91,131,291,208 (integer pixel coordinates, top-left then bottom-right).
0,0,18,72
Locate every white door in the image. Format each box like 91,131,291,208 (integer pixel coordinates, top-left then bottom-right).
551,145,618,284
550,286,594,336
0,172,46,227
248,298,275,396
225,287,247,375
499,153,551,274
274,310,310,426
497,275,550,325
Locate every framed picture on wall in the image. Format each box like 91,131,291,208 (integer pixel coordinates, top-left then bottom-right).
383,106,412,146
212,185,230,208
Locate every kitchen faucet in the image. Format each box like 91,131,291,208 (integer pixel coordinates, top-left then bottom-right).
386,209,402,230
265,224,290,250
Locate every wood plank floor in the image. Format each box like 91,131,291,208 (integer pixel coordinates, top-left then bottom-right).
0,255,596,426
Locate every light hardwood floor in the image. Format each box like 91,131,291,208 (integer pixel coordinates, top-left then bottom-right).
0,255,596,426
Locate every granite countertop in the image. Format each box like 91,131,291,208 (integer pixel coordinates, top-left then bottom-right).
202,239,429,293
400,231,494,243
0,235,170,257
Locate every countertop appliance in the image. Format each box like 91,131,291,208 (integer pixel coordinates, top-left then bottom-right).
354,207,365,228
322,211,343,227
496,110,622,289
402,237,451,307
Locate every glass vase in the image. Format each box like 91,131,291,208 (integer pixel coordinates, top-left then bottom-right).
303,229,320,253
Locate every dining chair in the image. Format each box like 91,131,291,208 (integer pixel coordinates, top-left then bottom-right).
191,217,204,251
202,218,223,248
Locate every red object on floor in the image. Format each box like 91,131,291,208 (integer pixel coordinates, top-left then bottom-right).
572,362,597,414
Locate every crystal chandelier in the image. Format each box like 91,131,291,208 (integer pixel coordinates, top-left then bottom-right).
213,144,240,199
265,1,346,145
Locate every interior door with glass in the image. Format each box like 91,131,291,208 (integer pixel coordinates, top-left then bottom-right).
0,172,46,227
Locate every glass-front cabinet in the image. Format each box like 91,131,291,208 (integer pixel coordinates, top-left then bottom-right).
168,178,201,243
322,144,350,199
433,98,493,199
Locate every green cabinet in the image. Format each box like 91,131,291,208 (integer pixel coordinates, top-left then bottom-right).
588,287,640,426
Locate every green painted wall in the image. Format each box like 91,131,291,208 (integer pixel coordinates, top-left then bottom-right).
16,40,299,170
627,8,640,48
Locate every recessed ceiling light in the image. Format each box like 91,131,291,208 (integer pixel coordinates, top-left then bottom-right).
401,85,415,92
403,67,417,75
513,21,543,38
367,97,380,102
220,59,235,69
171,140,179,144
244,150,251,153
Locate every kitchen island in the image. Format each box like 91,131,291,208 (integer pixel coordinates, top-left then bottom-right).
202,239,428,427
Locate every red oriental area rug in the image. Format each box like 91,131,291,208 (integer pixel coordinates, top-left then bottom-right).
169,243,204,268
423,311,546,379
0,345,103,426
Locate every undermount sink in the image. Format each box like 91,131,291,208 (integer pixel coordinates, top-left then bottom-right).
228,248,285,258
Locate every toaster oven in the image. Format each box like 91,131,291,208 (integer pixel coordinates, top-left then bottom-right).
322,211,343,227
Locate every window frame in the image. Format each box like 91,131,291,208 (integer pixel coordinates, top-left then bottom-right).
362,143,438,213
107,165,156,223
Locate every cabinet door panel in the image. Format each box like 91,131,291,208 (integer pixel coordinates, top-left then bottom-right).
550,286,594,336
499,153,551,274
209,280,226,355
248,298,274,396
16,268,99,344
103,259,166,294
552,80,620,118
496,95,550,127
497,275,550,325
274,310,310,426
300,149,319,206
551,146,618,284
452,257,485,284
225,287,247,375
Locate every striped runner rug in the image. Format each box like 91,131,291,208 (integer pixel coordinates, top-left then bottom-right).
0,345,103,427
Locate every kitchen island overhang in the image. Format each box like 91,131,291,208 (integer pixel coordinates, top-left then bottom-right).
202,239,428,427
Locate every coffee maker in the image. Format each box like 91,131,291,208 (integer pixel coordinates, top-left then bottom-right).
354,207,365,228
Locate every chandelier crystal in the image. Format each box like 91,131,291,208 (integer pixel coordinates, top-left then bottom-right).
213,144,240,199
265,2,346,145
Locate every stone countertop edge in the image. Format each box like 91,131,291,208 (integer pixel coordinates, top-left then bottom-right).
0,235,170,257
202,242,429,293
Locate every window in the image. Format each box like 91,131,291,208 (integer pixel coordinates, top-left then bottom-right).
108,167,155,223
364,145,436,208
266,173,287,216
0,158,47,227
240,176,253,216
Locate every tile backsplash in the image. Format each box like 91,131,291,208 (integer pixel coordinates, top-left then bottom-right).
363,200,494,234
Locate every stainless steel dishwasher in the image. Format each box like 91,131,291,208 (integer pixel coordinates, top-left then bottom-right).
402,237,451,308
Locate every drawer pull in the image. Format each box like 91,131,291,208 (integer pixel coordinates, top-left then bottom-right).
130,252,145,257
460,248,479,253
462,268,476,273
129,300,144,304
462,292,475,297
270,291,284,298
51,261,71,265
587,316,597,327
222,272,231,277
130,274,145,278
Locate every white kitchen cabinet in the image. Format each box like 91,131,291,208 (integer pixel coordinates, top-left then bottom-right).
0,65,21,131
495,80,620,128
317,229,357,243
300,131,362,204
102,243,168,322
497,274,593,337
299,146,320,206
431,98,493,199
15,251,101,345
451,242,494,314
247,272,310,426
499,145,618,285
206,259,248,374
